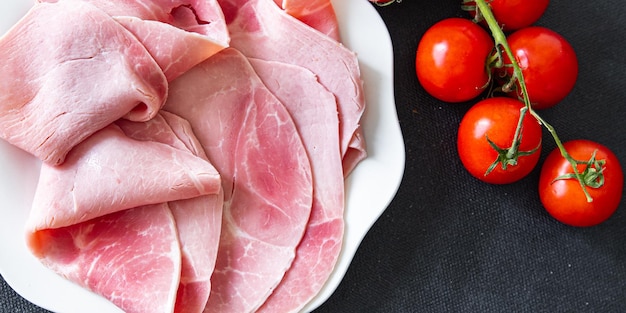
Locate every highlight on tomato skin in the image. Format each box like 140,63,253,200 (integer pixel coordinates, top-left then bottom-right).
538,140,624,227
457,97,542,185
415,17,494,103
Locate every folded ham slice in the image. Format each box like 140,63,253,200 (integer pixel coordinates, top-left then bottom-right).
27,123,220,231
249,58,345,313
218,0,366,176
44,0,229,38
163,48,314,313
42,0,231,81
116,112,224,313
30,204,182,313
115,17,227,82
273,0,340,41
0,0,167,165
27,112,223,313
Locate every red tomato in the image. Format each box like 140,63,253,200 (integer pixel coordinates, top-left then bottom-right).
539,140,624,227
457,97,542,184
467,0,550,32
501,26,578,109
415,18,494,103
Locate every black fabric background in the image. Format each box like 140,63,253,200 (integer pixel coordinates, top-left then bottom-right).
2,0,626,312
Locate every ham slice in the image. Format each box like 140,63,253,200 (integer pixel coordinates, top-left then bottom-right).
217,0,366,176
26,123,220,231
37,0,230,41
116,112,224,313
27,113,223,313
249,58,345,313
163,48,313,313
115,17,227,82
0,0,167,165
30,204,182,313
41,0,231,81
274,0,340,41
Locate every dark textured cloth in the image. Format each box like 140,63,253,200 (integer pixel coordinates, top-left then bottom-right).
3,0,626,312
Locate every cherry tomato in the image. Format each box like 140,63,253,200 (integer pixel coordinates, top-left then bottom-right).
501,26,578,110
415,18,494,103
467,0,550,32
457,97,542,184
539,140,624,227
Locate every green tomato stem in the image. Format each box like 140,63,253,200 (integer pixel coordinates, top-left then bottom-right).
473,0,594,202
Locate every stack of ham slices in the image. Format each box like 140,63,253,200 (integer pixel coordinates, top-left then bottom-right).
0,0,366,312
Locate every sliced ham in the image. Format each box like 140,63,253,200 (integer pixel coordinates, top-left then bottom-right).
42,0,230,39
116,112,224,313
41,0,231,81
163,48,314,313
274,0,340,41
0,0,167,165
249,58,345,313
26,123,220,231
115,17,227,82
29,204,182,313
26,112,223,313
217,0,366,176
0,0,370,310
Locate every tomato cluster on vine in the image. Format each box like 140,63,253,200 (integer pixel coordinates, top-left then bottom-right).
413,0,623,227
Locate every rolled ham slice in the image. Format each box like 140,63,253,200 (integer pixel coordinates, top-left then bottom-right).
0,0,168,165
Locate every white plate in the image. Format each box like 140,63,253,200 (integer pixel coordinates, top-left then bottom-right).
0,0,405,312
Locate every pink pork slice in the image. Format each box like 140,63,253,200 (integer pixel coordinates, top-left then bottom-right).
38,0,230,42
30,204,182,313
218,0,366,176
116,112,224,313
274,0,341,41
44,0,231,81
249,58,345,313
26,123,221,231
0,0,167,165
163,48,313,313
114,17,228,82
27,114,223,313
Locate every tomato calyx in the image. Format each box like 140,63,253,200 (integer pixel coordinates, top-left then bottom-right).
484,133,541,177
483,106,541,177
553,150,606,190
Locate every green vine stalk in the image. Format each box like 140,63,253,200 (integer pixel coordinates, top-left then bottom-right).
469,0,598,202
